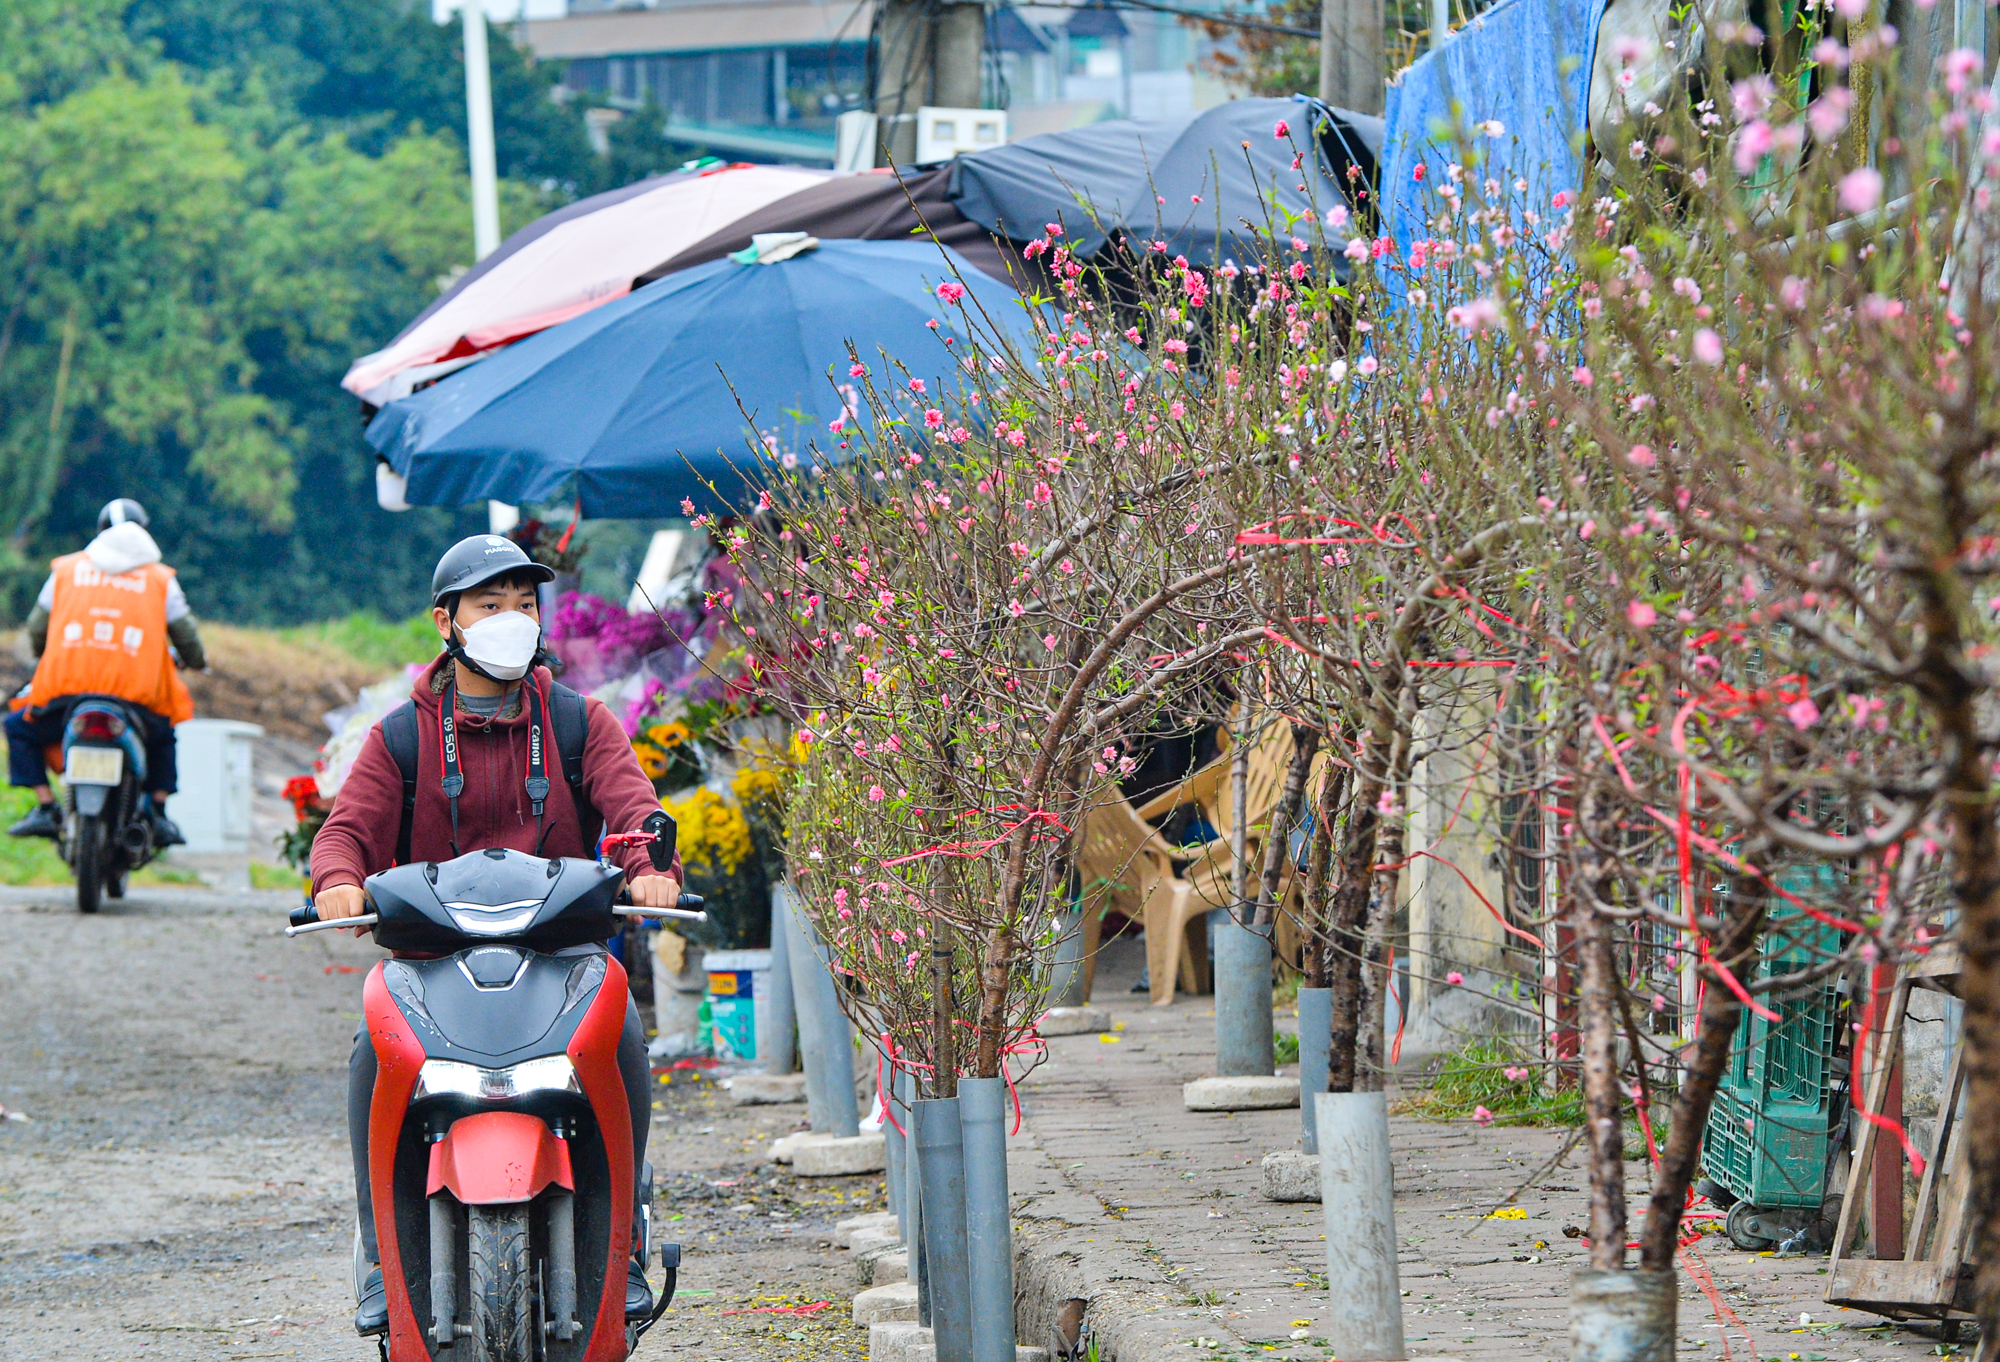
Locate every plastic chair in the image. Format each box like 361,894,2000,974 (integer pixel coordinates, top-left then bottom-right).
1075,795,1209,1006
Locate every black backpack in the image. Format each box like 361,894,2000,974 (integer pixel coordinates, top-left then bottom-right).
379,683,600,865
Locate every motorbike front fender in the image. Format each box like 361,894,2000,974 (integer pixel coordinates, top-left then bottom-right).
428,1111,573,1205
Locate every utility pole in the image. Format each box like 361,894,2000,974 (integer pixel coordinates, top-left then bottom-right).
874,0,984,167
459,0,511,534
462,0,501,261
1318,0,1384,115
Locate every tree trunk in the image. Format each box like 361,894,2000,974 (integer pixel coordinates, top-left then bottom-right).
1638,868,1769,1269
973,921,1015,1079
1230,714,1252,911
1941,706,2000,1347
1356,810,1403,1092
1326,777,1381,1092
1575,792,1627,1271
932,916,958,1098
1300,765,1345,989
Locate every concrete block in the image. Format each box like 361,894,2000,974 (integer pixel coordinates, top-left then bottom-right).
860,1247,908,1286
868,1322,929,1362
767,1130,837,1164
835,1210,900,1247
853,1281,919,1326
729,1072,808,1105
1038,1006,1112,1036
1183,1075,1299,1111
1260,1149,1322,1202
905,1345,1048,1362
849,1224,901,1256
795,1132,887,1176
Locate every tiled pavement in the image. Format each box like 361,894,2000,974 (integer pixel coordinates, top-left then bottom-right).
1007,960,1965,1362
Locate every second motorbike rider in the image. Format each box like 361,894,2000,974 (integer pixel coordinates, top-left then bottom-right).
308,534,682,1335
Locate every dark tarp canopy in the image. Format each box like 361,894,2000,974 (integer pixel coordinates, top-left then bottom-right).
948,96,1381,261
633,165,1039,293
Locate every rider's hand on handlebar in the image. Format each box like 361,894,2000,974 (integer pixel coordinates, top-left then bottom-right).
314,883,371,937
628,874,681,912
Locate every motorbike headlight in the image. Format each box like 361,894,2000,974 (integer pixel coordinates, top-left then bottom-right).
413,1055,581,1102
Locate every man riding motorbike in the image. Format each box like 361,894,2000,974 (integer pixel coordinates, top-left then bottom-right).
6,499,202,845
308,534,682,1336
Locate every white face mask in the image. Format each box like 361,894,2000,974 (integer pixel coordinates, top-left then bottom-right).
454,610,542,682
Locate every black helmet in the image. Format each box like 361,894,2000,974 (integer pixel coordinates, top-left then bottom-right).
98,499,148,532
431,534,555,607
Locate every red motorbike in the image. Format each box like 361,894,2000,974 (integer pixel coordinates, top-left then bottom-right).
289,811,703,1361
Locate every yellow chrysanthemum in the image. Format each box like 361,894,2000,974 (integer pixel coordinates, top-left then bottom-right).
661,787,753,875
632,741,670,780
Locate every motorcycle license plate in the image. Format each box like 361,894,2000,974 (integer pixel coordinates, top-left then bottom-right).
64,747,123,786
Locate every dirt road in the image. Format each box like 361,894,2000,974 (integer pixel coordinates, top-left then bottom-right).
0,883,879,1362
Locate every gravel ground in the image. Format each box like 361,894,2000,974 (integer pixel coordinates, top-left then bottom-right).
0,881,880,1362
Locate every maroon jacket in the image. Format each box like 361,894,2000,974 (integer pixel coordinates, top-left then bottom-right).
311,657,680,894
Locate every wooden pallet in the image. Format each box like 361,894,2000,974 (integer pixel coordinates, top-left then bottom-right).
1824,942,1976,1321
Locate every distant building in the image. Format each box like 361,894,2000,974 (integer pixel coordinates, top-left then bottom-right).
449,0,1249,164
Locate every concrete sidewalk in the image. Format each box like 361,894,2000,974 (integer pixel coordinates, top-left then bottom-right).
996,940,1964,1362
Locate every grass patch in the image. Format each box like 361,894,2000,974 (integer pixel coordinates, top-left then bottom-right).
0,785,72,885
276,612,439,673
249,862,308,892
1274,1030,1301,1066
1397,1033,1585,1127
0,786,204,887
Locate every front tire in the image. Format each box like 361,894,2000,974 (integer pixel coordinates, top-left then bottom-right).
467,1203,533,1362
72,815,105,915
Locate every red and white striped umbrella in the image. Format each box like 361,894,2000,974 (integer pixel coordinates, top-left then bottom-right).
343,161,831,405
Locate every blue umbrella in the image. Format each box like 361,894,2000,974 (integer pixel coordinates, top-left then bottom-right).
366,239,1041,518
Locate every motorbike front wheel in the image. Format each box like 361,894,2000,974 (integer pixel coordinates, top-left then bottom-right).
467,1203,534,1361
72,814,105,915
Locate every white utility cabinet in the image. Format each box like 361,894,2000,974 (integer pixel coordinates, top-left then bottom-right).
166,719,263,853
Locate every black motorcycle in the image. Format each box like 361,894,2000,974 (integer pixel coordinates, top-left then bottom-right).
57,695,160,913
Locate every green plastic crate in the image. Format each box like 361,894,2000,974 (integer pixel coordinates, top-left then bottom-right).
1698,873,1845,1210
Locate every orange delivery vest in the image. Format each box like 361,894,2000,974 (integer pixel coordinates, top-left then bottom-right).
26,551,194,724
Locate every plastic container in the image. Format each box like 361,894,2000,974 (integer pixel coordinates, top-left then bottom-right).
704,948,774,1063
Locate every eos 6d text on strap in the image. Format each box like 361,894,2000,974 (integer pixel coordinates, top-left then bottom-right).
438,678,466,858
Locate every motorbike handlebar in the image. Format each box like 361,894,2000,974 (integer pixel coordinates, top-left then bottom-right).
612,891,706,924
285,910,378,937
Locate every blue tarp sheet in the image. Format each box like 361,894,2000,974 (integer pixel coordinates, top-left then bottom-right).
1377,0,1606,295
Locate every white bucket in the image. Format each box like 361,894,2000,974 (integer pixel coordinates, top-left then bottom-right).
703,948,774,1062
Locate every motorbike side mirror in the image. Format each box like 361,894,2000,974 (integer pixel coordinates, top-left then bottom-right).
642,809,676,873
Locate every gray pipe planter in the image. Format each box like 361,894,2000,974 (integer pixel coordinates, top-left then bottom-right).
1296,986,1331,1154
1315,1091,1405,1360
1214,913,1275,1077
1569,1268,1675,1361
959,1077,1016,1362
778,883,859,1135
914,1097,974,1362
762,888,798,1075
